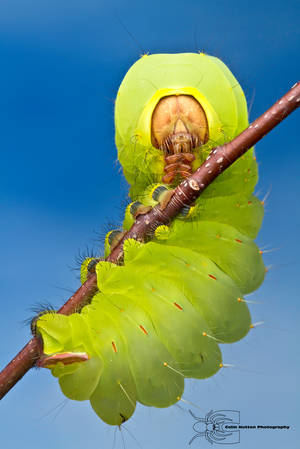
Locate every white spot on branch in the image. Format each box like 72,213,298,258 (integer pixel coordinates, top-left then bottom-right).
188,179,200,191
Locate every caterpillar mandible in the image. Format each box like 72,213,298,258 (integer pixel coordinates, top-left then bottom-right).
35,53,265,426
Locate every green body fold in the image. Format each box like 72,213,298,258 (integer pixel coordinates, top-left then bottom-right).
36,53,265,426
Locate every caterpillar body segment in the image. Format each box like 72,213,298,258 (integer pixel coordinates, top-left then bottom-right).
36,52,265,426
115,52,250,200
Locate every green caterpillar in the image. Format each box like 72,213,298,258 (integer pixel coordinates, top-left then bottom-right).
36,53,265,426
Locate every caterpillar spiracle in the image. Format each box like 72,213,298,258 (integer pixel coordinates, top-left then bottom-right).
35,53,265,426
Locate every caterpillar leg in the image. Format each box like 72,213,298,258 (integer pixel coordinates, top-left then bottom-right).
124,184,175,230
178,204,195,218
151,185,175,210
30,310,55,336
80,257,102,283
129,201,152,218
37,352,90,368
79,229,127,269
104,229,127,259
32,312,90,377
124,184,194,232
106,230,126,251
152,184,195,218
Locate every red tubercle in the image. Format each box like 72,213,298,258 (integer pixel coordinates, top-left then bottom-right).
139,325,148,335
174,302,183,311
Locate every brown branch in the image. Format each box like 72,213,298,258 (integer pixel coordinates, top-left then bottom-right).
0,81,299,400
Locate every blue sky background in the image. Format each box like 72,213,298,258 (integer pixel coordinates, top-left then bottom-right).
0,1,299,448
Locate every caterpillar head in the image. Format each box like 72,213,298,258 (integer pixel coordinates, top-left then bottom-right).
115,53,249,200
